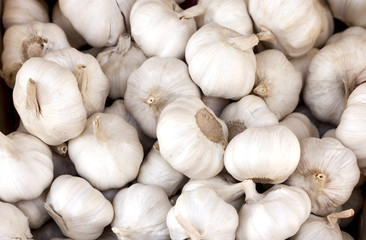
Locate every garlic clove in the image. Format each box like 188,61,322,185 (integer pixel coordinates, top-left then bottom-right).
326,26,366,46
279,112,319,141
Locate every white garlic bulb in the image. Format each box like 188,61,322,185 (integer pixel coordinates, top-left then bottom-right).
1,21,70,88
59,0,124,47
0,131,53,202
248,0,333,57
201,95,230,117
279,112,319,141
289,48,319,85
224,125,300,184
125,57,201,138
13,57,86,146
167,186,238,240
327,0,366,27
0,201,33,239
45,175,114,240
44,47,109,117
111,183,172,240
157,96,228,179
97,34,147,99
115,0,137,33
237,180,311,240
326,26,366,45
186,23,257,100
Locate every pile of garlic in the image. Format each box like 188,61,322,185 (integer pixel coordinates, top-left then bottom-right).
1,0,366,239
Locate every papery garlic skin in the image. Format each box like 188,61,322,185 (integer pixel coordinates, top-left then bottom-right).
201,95,230,117
0,201,33,240
167,187,238,240
13,57,86,146
289,48,319,86
111,183,172,240
326,26,366,45
279,112,319,141
186,23,257,100
327,0,366,27
45,175,114,240
157,96,228,179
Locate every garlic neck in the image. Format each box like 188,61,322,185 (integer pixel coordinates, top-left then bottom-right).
74,64,88,95
93,115,108,142
327,209,354,229
256,28,275,42
44,203,68,231
242,180,264,204
310,172,326,193
21,35,48,62
116,34,132,55
226,34,259,52
175,215,202,240
26,78,41,118
216,182,245,203
177,2,205,20
51,143,68,157
253,83,269,97
111,227,133,239
0,131,16,156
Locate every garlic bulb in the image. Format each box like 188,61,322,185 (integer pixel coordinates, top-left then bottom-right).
289,48,319,85
2,0,48,29
279,112,319,141
326,26,366,45
97,34,147,99
201,95,230,117
111,183,172,240
130,0,201,58
254,49,302,120
44,47,109,117
0,131,53,202
0,201,33,239
304,35,366,125
157,96,228,179
59,0,124,47
237,180,311,240
115,0,137,33
137,143,187,197
13,57,86,146
186,23,257,100
1,21,70,88
68,113,144,190
220,95,278,141
166,186,238,240
286,137,360,216
52,151,77,179
327,0,366,27
45,175,114,240
224,125,300,184
248,0,333,57
290,209,354,240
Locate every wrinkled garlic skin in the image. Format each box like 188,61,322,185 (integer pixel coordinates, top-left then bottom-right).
248,0,333,57
157,96,228,179
327,0,366,27
220,95,278,141
304,36,366,125
44,47,109,117
116,0,137,33
59,0,124,48
287,137,360,216
326,26,366,45
237,181,311,240
224,125,300,184
289,48,319,86
279,112,319,141
254,49,302,120
186,23,257,100
13,57,86,146
111,183,172,240
130,0,197,59
0,131,53,203
137,143,187,197
201,95,230,117
195,0,253,36
68,113,144,191
125,57,201,138
1,21,70,88
97,34,147,99
167,187,238,240
45,175,114,240
0,201,33,239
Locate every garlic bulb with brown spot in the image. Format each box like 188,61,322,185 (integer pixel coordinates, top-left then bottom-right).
279,112,319,141
201,95,230,117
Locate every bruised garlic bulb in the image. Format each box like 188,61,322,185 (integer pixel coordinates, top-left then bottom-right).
45,175,114,240
1,21,70,88
0,131,53,202
157,96,228,179
289,48,319,85
13,57,86,146
44,47,109,117
279,112,319,141
327,0,366,27
111,183,172,240
326,26,366,45
125,57,200,138
186,23,257,100
248,0,333,57
97,34,147,99
201,95,230,117
167,187,238,240
224,125,300,184
59,0,124,47
254,49,302,120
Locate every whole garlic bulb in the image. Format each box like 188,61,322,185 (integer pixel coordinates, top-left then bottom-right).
289,48,319,85
326,26,366,45
166,187,238,240
111,183,172,240
224,125,300,184
0,131,53,203
68,113,144,190
125,56,201,138
327,0,366,27
157,96,228,179
13,57,86,146
186,23,257,100
45,175,114,240
97,34,147,99
201,95,230,117
279,112,319,141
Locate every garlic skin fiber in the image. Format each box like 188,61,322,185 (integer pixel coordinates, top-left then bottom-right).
279,112,319,141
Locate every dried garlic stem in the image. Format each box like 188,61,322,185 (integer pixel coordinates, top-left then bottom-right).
93,115,108,142
116,34,132,55
26,78,41,118
216,182,245,203
44,203,68,231
51,143,68,156
111,227,133,239
74,64,88,95
311,172,327,193
227,34,259,52
179,3,205,19
253,83,269,97
327,209,354,229
176,215,201,240
257,29,275,42
242,180,264,204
